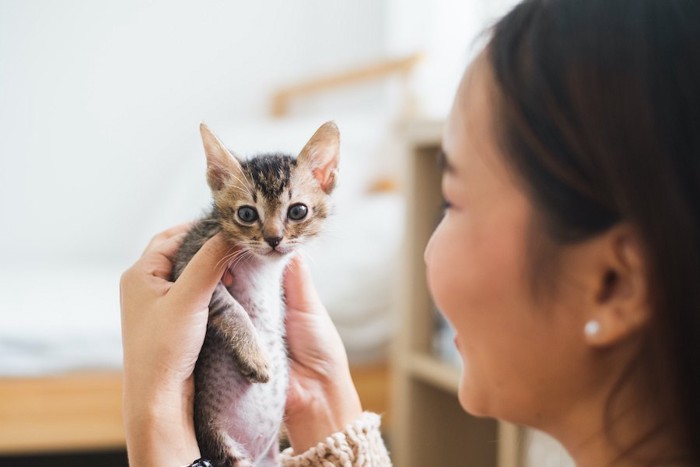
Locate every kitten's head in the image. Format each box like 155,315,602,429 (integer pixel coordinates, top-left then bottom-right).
199,122,339,260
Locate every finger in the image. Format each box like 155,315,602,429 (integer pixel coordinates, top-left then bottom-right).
167,233,231,308
142,222,194,255
140,232,188,280
222,269,234,287
220,246,244,287
283,254,324,314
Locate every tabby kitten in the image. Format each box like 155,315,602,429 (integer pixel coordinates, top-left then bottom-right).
171,122,340,467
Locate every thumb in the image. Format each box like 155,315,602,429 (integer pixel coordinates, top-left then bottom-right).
168,233,231,309
284,254,324,314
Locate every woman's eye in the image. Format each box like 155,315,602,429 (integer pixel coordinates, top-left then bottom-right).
237,206,259,223
288,203,308,221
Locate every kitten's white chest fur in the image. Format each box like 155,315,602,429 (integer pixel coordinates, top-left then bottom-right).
191,255,292,466
227,256,289,329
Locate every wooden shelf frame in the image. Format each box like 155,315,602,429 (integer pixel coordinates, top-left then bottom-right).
271,53,423,117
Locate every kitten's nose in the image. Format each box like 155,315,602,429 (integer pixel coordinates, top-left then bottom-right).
265,236,282,248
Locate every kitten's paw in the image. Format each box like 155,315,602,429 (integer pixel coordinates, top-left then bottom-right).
237,348,271,384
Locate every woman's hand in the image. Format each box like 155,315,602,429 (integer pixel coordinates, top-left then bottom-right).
282,255,363,453
120,224,230,467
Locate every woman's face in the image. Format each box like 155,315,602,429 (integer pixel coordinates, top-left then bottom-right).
424,57,590,427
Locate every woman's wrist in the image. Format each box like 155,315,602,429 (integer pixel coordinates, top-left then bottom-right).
123,379,201,467
285,371,363,454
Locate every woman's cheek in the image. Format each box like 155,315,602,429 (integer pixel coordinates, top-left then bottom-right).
425,217,463,320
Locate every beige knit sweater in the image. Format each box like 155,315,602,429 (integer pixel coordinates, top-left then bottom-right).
280,412,392,466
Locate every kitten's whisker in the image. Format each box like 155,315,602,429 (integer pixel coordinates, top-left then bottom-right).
229,245,248,261
238,163,255,189
216,246,237,263
228,249,252,271
228,165,255,197
215,247,245,271
223,250,247,267
240,251,255,270
215,248,236,266
233,168,257,201
227,170,249,189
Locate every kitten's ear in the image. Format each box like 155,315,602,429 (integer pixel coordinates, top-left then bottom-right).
297,121,340,194
200,122,243,192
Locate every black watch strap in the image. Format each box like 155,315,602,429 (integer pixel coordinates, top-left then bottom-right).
188,458,213,467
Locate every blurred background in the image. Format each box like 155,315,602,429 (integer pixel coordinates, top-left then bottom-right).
0,1,574,466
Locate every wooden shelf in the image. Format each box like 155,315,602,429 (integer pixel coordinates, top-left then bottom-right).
407,352,460,394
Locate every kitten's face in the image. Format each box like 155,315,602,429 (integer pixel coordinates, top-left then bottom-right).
214,154,331,257
200,122,339,260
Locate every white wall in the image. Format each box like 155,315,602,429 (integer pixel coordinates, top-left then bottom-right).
385,0,522,118
0,0,385,265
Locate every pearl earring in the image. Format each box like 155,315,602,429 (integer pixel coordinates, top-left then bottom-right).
584,320,601,338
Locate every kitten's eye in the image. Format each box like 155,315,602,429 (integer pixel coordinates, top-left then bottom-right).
237,206,259,223
288,203,308,221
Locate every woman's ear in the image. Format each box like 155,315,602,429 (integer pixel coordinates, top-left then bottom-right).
296,121,340,194
199,122,244,193
581,225,651,348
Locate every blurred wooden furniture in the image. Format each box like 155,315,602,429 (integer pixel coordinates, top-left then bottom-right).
0,371,124,454
271,53,422,118
0,365,391,456
350,363,392,427
391,118,523,467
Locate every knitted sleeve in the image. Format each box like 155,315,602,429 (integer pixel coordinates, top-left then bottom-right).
280,412,392,467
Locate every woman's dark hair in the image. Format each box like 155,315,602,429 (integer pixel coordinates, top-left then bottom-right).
487,0,700,463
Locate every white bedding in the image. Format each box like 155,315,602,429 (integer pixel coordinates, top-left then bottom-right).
0,112,404,375
0,263,124,376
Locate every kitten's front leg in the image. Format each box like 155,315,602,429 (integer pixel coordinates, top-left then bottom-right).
208,283,270,383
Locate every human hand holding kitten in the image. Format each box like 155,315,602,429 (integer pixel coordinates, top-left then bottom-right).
120,227,230,467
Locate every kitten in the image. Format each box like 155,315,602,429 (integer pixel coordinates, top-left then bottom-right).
171,122,339,467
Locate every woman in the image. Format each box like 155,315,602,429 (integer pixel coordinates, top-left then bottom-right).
120,0,700,465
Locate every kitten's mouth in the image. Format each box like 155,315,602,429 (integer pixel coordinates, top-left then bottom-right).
259,245,293,257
